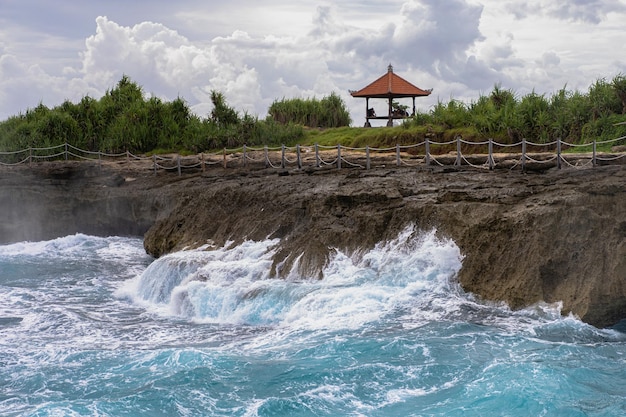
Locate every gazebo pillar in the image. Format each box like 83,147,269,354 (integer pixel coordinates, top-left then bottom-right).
387,97,393,127
365,97,371,127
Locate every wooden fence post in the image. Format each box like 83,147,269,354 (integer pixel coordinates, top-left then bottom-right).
65,143,68,161
488,138,494,170
521,138,526,172
177,155,181,176
315,143,320,167
455,136,461,166
296,144,302,169
592,140,597,167
337,144,341,169
396,144,401,166
223,148,226,169
557,137,562,169
281,144,286,169
201,153,205,172
425,138,430,166
243,145,247,168
264,146,269,168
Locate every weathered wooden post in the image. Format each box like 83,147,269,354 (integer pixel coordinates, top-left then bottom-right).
296,144,302,169
264,146,269,168
592,140,597,167
455,136,461,166
223,148,227,169
425,137,430,166
201,153,205,172
315,143,320,168
281,144,286,169
243,145,247,168
521,138,526,172
29,148,32,167
366,146,371,170
65,143,69,161
556,137,562,169
337,144,342,169
177,155,181,176
488,138,494,170
396,144,401,166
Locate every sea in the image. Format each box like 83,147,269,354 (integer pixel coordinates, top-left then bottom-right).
1,227,625,416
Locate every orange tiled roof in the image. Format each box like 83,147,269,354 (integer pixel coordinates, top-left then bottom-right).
351,65,431,98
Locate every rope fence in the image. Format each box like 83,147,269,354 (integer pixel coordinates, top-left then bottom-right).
1,135,625,175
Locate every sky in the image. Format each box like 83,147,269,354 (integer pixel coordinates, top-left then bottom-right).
1,0,625,125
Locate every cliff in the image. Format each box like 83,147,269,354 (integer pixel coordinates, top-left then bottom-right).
1,160,624,328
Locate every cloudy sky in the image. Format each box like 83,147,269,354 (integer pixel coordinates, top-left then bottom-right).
1,0,625,125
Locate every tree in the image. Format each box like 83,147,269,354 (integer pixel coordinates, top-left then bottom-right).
588,78,621,120
612,74,626,114
517,91,550,141
209,91,239,128
35,110,79,146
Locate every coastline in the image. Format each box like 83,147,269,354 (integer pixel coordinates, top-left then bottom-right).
1,158,625,327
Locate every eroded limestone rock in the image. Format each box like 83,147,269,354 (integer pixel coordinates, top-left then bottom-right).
2,161,625,327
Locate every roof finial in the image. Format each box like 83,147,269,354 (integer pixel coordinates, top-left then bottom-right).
388,63,393,73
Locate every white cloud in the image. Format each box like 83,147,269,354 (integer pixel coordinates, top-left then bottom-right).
0,52,98,117
504,0,626,23
0,0,625,125
539,51,561,68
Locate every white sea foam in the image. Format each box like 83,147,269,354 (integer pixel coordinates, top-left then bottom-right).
119,224,626,347
96,237,152,266
123,227,468,331
0,233,146,261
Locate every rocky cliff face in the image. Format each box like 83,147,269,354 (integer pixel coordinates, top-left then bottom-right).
0,163,161,243
1,161,624,328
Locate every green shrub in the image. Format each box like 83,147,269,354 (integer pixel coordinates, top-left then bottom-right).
268,93,351,128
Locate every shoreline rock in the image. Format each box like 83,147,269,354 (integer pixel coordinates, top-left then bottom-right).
1,160,625,327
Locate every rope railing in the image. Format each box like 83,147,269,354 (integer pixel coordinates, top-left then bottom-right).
1,135,625,174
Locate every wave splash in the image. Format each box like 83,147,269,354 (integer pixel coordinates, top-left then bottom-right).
119,225,626,346
121,227,464,329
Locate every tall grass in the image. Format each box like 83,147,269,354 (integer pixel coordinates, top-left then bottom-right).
268,93,351,128
404,75,626,145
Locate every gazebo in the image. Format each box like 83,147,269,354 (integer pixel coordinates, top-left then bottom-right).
350,64,432,127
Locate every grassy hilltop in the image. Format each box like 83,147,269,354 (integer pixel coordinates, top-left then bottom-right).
1,74,626,156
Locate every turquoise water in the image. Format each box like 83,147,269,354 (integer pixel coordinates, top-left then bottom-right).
0,229,625,416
